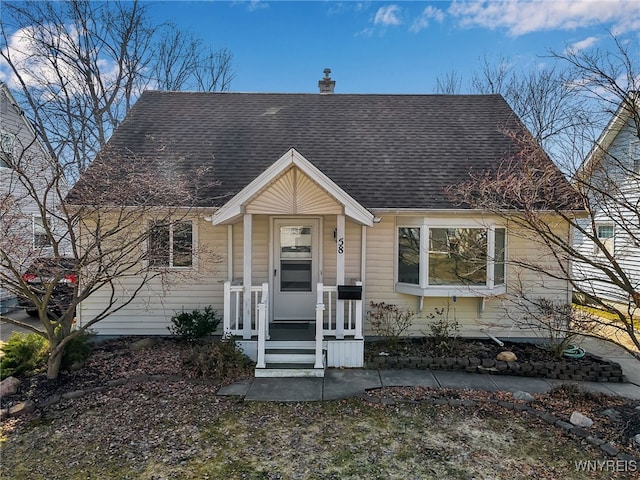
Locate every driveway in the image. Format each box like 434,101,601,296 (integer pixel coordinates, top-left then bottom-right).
0,308,40,344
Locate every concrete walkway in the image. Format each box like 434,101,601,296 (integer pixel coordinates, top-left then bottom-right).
217,335,640,403
218,368,640,402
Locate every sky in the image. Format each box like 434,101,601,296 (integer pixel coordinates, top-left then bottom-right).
146,0,640,94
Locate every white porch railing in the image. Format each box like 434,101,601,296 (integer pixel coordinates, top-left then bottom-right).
223,280,363,371
223,282,267,339
256,283,269,369
317,282,363,340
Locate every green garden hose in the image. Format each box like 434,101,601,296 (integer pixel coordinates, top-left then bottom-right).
562,344,586,359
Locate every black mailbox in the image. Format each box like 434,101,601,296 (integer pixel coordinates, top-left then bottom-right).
337,285,362,300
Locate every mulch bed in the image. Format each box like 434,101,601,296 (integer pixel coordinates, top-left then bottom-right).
1,337,221,411
365,338,626,382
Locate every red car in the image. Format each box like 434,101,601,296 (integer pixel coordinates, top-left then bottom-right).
18,257,77,317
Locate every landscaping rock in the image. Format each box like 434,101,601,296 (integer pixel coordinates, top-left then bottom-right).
634,434,640,446
130,338,157,351
601,408,621,421
0,376,20,396
496,351,517,362
513,391,535,402
9,400,35,417
569,411,594,428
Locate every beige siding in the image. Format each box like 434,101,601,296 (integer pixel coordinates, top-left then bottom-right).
81,211,572,339
321,216,362,285
79,216,228,335
230,215,270,284
362,214,572,338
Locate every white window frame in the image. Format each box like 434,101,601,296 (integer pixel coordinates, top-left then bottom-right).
0,131,15,169
594,223,614,256
147,219,196,270
630,140,640,173
395,218,507,297
33,215,52,249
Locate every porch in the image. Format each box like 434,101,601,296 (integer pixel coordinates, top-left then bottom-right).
223,282,364,377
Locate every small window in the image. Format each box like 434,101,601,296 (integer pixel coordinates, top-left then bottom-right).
33,216,51,248
0,132,14,168
494,228,506,285
148,220,193,268
398,227,420,285
631,141,640,172
595,224,614,255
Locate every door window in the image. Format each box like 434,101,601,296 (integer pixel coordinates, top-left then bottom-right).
280,226,312,292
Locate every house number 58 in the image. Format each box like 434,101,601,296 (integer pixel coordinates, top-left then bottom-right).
337,238,344,254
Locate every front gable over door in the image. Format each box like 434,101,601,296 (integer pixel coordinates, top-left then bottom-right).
211,148,374,226
246,167,342,215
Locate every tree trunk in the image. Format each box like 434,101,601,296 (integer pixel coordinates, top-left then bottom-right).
47,347,64,380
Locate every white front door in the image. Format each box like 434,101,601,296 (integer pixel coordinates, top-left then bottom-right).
273,218,320,321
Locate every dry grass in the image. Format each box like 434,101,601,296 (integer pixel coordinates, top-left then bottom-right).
1,382,637,480
1,337,639,479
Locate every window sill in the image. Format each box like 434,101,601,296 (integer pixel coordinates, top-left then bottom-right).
147,264,195,272
395,282,506,298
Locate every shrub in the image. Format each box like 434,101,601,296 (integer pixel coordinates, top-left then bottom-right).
0,332,48,379
168,306,220,342
60,330,95,371
427,305,461,357
515,297,579,359
183,335,254,381
367,301,414,349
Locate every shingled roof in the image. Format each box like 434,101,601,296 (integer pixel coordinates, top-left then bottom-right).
71,91,536,210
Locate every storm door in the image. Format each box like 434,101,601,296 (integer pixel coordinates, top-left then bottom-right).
273,219,320,321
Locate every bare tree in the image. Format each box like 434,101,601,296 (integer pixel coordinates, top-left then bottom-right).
0,133,220,378
435,33,640,357
436,53,589,171
434,69,462,94
152,26,235,92
448,95,640,358
0,0,234,176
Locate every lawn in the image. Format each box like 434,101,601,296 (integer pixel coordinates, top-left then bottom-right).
1,380,635,479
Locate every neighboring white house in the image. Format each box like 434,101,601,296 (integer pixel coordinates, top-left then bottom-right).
0,82,68,313
70,73,580,376
573,93,640,306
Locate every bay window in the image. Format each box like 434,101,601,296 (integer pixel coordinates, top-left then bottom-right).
397,221,506,296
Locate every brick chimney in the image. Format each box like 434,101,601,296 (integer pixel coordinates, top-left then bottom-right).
318,68,335,94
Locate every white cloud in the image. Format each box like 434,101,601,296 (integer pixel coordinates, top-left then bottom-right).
448,0,640,37
374,5,402,26
246,1,268,12
410,6,445,33
0,24,119,99
565,36,599,54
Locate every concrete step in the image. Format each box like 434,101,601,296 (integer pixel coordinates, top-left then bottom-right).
264,352,316,364
265,340,317,350
255,365,325,378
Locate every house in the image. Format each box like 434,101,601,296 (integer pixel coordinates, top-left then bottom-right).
71,72,577,376
573,93,640,307
0,82,67,314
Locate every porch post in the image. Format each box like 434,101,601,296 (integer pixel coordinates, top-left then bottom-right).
336,213,345,339
223,281,231,335
315,283,325,369
354,281,363,339
243,213,252,339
